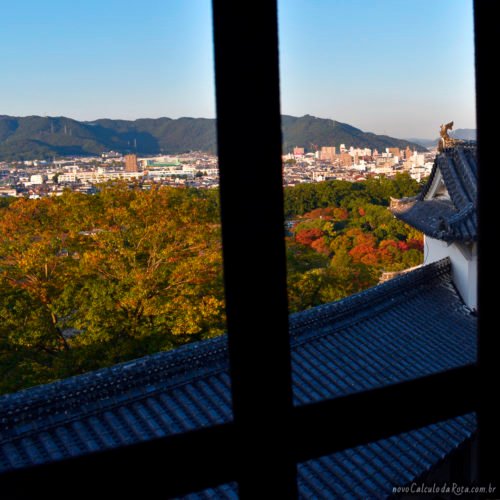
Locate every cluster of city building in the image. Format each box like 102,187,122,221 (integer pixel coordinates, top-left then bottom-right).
0,152,219,199
0,143,435,198
283,144,435,185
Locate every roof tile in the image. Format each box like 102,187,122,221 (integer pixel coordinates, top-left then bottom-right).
391,145,477,241
0,259,477,498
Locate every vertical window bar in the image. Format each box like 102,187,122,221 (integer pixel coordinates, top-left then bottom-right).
212,1,297,498
474,0,499,489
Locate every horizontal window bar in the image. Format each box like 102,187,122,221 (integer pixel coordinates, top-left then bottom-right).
0,423,237,499
293,364,478,462
0,365,477,498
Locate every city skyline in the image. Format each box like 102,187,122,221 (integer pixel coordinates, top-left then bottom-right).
0,0,475,139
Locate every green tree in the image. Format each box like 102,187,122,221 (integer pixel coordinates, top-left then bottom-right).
0,184,225,394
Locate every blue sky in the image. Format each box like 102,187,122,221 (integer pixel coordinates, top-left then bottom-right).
0,0,475,138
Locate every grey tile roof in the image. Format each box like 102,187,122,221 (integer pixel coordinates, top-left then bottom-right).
391,145,477,242
0,259,477,497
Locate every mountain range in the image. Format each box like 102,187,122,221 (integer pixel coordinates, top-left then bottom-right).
0,114,426,161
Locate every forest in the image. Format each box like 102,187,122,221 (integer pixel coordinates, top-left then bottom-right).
0,173,422,394
284,173,423,311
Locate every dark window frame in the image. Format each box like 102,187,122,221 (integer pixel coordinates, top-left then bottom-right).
0,1,497,498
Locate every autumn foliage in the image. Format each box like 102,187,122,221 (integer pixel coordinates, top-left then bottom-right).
0,184,224,394
295,228,324,246
0,173,423,395
287,174,424,312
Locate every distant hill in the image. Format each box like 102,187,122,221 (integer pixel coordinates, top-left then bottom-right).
281,115,426,153
0,115,217,161
0,114,426,161
406,129,477,150
451,128,476,141
405,137,436,149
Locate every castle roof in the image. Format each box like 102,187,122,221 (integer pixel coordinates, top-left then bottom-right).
0,259,476,498
391,145,477,242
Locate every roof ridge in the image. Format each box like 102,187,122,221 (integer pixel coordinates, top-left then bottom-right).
289,259,451,341
0,336,229,431
0,363,229,444
452,148,477,201
437,156,469,208
418,159,439,200
0,261,453,432
447,202,475,224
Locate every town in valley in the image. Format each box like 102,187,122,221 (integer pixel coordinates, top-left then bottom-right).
0,143,436,199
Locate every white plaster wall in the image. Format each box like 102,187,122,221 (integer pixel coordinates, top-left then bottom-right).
425,236,477,310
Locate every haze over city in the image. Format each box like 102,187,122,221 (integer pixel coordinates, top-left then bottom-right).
0,0,475,139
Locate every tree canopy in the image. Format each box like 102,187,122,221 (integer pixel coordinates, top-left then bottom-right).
0,184,224,393
0,174,423,394
285,173,423,311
